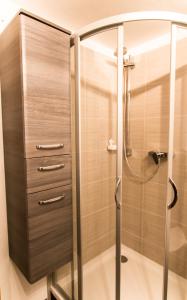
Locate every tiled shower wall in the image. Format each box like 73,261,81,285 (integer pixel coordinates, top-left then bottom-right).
122,36,187,279
122,43,170,268
171,33,187,278
80,45,117,263
79,33,187,278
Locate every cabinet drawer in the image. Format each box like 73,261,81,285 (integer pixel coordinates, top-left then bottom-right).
28,185,72,240
27,185,71,217
26,155,71,193
27,185,72,282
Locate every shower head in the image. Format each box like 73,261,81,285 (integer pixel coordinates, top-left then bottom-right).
113,46,127,57
114,47,135,69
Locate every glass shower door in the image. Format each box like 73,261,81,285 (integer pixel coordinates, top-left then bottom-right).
74,25,124,300
122,20,171,300
166,23,187,300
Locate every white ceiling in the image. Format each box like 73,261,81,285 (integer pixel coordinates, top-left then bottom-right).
0,0,187,50
3,0,187,31
88,20,171,53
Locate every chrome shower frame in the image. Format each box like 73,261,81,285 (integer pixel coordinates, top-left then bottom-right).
73,11,187,300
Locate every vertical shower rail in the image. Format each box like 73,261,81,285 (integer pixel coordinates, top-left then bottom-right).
115,25,124,300
74,34,83,300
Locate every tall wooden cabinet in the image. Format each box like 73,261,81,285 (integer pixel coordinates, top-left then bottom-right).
0,11,72,283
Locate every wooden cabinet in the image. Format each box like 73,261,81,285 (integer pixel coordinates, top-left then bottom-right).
0,11,72,283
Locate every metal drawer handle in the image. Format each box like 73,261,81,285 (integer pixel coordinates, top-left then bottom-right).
168,178,178,209
38,195,65,205
37,163,65,172
36,144,64,150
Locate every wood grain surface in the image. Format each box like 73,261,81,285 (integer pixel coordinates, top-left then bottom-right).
0,16,29,277
28,185,72,282
20,14,71,158
0,13,73,283
26,155,72,193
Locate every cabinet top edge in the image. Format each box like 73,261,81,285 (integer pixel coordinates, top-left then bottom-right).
19,9,71,35
0,9,71,36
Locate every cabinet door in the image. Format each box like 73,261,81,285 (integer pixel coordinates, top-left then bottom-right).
27,185,72,283
20,15,71,158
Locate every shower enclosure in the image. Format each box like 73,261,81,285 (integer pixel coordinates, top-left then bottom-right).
50,11,187,300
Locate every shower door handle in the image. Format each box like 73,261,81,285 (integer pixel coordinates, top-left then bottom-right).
115,177,121,209
168,178,178,209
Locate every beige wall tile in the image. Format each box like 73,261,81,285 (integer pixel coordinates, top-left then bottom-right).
173,152,187,187
129,92,145,120
141,240,165,266
81,178,115,217
82,230,115,263
81,206,115,249
122,230,142,253
143,181,167,216
122,179,143,209
171,194,187,226
145,81,169,119
123,150,144,178
144,116,169,151
122,205,142,237
142,211,165,248
175,73,187,116
169,251,187,279
129,118,145,150
174,115,187,152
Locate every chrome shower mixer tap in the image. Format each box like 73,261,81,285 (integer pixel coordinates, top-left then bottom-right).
148,151,168,165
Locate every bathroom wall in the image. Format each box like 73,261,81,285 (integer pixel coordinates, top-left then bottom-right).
80,43,117,263
122,32,187,279
122,42,170,267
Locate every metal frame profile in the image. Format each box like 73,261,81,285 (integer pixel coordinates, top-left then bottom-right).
162,23,177,300
72,11,187,41
115,25,124,300
71,10,187,300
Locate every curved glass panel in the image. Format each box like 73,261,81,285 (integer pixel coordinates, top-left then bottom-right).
79,28,118,300
168,24,187,300
52,15,187,300
122,20,171,300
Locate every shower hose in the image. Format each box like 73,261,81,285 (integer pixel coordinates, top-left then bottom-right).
123,66,160,184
